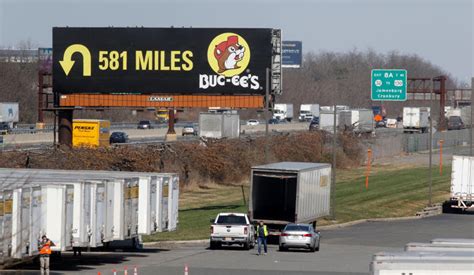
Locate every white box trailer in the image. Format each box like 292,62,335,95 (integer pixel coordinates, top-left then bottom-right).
449,155,474,211
403,107,430,133
370,251,474,275
199,112,240,139
339,109,374,133
405,242,474,252
431,238,474,245
319,111,340,133
0,169,179,240
249,162,331,234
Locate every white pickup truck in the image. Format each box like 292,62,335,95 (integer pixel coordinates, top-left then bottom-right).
210,213,255,250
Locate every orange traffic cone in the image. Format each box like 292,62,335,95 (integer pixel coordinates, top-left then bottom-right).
184,264,189,275
133,266,138,275
124,266,128,275
112,269,117,275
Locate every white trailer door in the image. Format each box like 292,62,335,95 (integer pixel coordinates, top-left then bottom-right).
138,177,151,235
29,187,42,256
93,183,106,247
168,176,179,231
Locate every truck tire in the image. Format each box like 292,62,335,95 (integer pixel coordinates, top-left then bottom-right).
243,241,250,250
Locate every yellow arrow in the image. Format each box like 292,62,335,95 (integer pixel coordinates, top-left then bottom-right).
59,44,91,76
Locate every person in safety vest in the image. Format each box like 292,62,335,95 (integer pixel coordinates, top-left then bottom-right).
38,235,55,275
256,221,268,255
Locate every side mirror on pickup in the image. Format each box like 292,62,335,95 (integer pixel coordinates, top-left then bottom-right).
210,219,215,223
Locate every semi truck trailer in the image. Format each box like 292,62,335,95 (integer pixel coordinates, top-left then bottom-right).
249,162,331,235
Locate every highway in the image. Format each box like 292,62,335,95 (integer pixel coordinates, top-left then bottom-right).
5,213,473,275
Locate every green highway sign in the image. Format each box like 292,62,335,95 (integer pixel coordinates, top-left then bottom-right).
371,69,407,101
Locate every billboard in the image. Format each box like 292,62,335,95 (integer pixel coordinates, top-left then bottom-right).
282,41,302,68
53,28,274,95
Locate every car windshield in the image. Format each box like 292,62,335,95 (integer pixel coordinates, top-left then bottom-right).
285,225,310,232
216,215,247,225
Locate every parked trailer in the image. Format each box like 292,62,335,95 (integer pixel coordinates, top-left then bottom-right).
0,169,179,253
339,109,374,133
249,162,331,234
431,238,474,245
405,242,474,252
448,155,474,211
370,251,474,275
0,169,179,234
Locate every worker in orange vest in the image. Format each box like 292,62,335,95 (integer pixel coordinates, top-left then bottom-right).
38,235,55,275
374,113,383,122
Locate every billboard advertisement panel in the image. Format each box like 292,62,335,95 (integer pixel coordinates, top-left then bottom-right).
53,28,274,95
282,41,302,68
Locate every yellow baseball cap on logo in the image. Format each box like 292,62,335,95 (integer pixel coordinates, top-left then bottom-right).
207,33,251,77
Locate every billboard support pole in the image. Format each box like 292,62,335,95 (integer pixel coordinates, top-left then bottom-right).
58,109,73,147
165,109,177,141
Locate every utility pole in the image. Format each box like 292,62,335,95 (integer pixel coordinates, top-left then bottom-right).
330,104,337,219
471,77,473,156
264,68,270,163
428,78,433,206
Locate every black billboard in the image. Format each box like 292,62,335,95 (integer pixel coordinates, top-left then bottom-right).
53,27,273,95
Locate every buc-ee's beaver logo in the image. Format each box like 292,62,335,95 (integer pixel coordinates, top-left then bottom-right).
199,33,260,90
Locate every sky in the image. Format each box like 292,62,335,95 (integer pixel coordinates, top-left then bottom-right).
0,0,472,84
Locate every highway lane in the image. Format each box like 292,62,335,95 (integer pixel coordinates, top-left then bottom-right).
5,213,473,275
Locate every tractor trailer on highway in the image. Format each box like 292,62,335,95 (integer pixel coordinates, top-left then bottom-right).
299,104,319,122
0,102,19,134
249,162,331,235
273,104,294,122
403,107,430,133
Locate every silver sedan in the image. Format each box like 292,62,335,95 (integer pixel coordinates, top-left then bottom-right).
279,223,320,252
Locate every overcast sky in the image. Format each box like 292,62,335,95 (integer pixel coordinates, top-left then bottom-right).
0,0,472,83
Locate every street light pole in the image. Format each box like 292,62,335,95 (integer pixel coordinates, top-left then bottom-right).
330,104,337,220
471,77,473,156
428,78,433,206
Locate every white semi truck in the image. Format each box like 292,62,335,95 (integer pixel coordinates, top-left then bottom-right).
299,104,319,122
273,104,294,122
0,102,19,134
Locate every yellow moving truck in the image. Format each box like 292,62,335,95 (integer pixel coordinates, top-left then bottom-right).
72,119,110,147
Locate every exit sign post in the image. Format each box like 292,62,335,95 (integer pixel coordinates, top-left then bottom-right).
371,69,407,101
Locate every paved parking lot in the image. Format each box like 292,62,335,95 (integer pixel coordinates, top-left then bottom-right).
5,213,473,275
